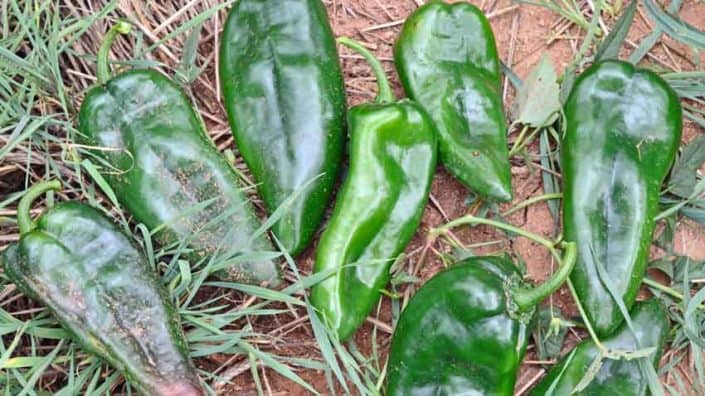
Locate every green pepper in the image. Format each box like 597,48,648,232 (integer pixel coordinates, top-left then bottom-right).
78,23,280,286
3,181,203,396
386,243,576,395
530,299,669,395
310,38,437,341
563,60,681,336
219,0,346,256
394,1,512,202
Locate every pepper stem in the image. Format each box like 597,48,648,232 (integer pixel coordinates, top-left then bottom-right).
337,37,395,104
511,241,576,312
432,214,577,312
97,21,132,84
17,180,61,235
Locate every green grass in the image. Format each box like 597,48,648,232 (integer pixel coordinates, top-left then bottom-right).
1,0,705,395
518,0,604,35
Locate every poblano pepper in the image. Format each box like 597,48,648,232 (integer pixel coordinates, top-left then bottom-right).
530,299,669,396
310,38,437,341
78,23,280,286
394,1,512,202
3,181,203,396
563,60,681,336
219,0,346,256
387,243,576,395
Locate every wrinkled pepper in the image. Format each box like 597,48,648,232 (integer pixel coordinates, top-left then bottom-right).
387,243,576,395
394,1,512,202
78,23,280,286
530,299,669,395
563,60,681,336
219,0,346,256
3,181,203,396
310,38,437,341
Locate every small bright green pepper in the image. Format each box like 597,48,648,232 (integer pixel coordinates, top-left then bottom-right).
78,23,280,286
386,244,576,395
394,1,512,202
219,0,347,256
530,299,669,395
310,38,437,341
563,60,682,336
3,181,203,396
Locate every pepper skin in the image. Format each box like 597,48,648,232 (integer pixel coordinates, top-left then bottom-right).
3,181,203,396
530,299,669,395
394,1,512,202
78,23,280,286
563,60,681,336
310,38,437,341
219,0,346,256
387,244,576,396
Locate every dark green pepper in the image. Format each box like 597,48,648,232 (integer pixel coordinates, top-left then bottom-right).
3,181,203,396
386,243,576,395
310,38,437,341
394,1,512,202
219,0,346,256
530,299,669,395
563,60,681,336
78,23,280,286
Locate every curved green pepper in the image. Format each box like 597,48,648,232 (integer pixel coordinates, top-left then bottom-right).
219,0,346,256
563,60,681,336
387,244,576,395
310,38,437,341
530,299,669,395
394,1,512,202
78,23,280,286
3,181,203,396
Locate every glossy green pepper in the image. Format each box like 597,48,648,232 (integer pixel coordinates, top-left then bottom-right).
530,299,669,395
219,0,346,256
78,23,280,286
387,243,576,395
3,181,203,396
310,38,437,341
563,60,681,336
394,1,512,202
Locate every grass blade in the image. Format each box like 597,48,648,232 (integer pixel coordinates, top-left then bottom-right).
643,0,705,49
594,0,637,62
